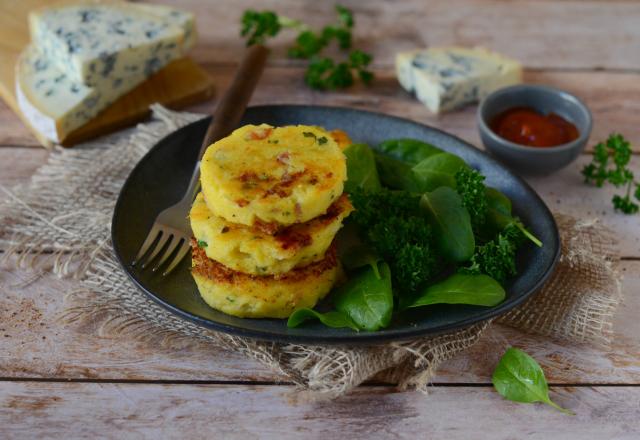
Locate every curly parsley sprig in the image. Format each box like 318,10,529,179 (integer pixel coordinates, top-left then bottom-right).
582,133,639,214
240,5,374,90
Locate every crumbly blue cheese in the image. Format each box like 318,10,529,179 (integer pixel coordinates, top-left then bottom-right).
396,47,522,113
29,2,188,87
18,2,197,143
127,3,197,50
16,44,151,143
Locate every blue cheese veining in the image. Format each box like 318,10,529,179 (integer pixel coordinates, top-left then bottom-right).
17,2,197,143
28,2,191,88
396,47,522,113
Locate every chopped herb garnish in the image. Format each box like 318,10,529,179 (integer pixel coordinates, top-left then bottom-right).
303,131,317,139
197,240,208,248
318,136,328,145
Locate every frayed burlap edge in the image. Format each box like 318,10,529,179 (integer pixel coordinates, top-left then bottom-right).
0,105,623,400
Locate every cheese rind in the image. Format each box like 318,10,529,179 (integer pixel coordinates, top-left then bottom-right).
16,43,159,143
16,45,98,143
29,2,188,87
396,47,522,113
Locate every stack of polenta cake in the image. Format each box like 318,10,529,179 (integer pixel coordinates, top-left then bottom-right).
190,124,353,318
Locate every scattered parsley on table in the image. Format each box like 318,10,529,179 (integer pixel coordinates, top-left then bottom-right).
583,133,639,214
240,5,374,90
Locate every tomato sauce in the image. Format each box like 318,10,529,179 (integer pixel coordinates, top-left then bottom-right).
490,107,579,148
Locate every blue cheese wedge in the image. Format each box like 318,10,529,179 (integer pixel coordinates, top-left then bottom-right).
396,47,522,113
18,2,197,143
16,45,98,143
127,3,197,50
29,2,189,88
16,43,158,143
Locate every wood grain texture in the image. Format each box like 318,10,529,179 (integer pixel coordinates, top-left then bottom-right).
0,260,637,383
2,67,639,150
2,383,640,439
158,0,640,70
0,0,214,148
0,0,639,434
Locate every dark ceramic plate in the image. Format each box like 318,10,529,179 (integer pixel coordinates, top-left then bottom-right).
112,105,560,345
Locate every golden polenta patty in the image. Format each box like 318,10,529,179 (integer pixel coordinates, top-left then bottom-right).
200,124,347,226
190,192,353,275
191,240,341,318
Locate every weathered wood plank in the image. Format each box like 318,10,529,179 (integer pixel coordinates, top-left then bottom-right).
195,67,640,152
436,259,640,383
0,270,276,382
0,261,637,384
0,148,47,186
2,383,639,439
2,67,640,149
526,156,640,258
163,0,640,70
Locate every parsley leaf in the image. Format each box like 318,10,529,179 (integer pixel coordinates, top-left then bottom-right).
455,167,488,233
582,133,639,214
460,224,524,285
349,188,440,292
240,11,282,46
240,5,374,91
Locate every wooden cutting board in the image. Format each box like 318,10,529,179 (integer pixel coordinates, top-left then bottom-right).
0,0,215,148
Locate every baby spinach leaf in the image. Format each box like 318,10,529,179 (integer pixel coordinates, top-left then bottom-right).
485,207,542,248
420,187,475,262
493,347,574,415
374,151,469,194
373,152,420,191
485,187,512,216
482,187,542,247
344,143,382,193
411,153,470,192
333,262,393,331
376,138,442,165
287,308,359,331
408,273,505,307
340,244,381,278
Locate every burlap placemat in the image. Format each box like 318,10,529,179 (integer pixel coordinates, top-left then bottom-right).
0,106,623,400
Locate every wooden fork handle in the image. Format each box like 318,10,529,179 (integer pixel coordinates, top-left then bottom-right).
198,44,270,158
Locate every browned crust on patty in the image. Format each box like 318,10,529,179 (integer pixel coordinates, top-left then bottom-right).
191,240,338,284
250,193,353,240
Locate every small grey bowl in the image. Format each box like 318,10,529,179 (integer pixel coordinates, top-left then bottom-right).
477,84,592,175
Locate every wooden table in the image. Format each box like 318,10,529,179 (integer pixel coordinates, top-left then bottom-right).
1,1,639,438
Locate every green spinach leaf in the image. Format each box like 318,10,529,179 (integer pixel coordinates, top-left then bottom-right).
287,308,359,331
485,187,512,216
376,138,442,165
411,153,470,192
333,262,393,331
373,153,419,191
344,143,382,193
409,273,505,307
483,187,542,247
420,187,475,262
493,347,574,415
340,244,381,278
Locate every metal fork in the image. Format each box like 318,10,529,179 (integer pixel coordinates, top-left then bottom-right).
131,45,270,275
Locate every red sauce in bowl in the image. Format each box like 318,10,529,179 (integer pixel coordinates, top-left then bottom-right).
490,107,579,148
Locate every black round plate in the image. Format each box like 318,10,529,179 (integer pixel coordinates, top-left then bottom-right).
112,105,560,345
